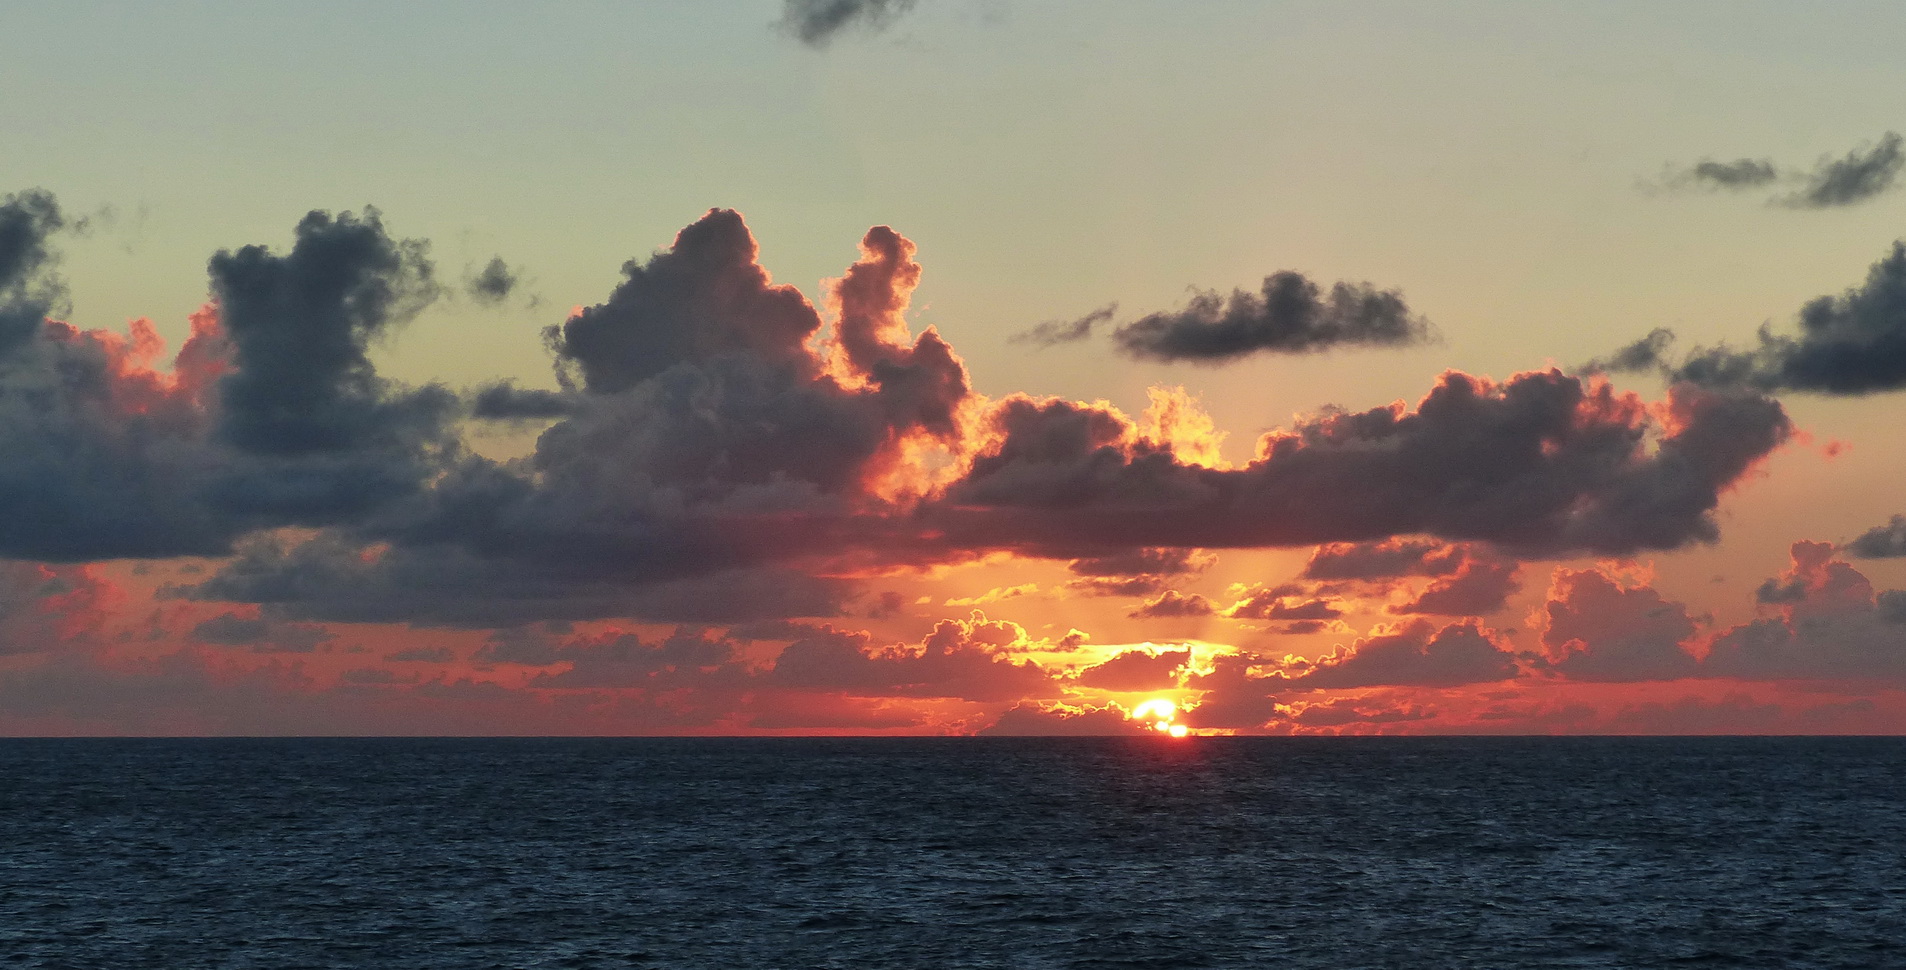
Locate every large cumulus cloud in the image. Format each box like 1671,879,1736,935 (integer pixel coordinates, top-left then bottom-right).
0,195,459,562
188,210,973,623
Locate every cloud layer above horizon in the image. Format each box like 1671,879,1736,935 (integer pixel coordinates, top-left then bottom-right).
4,185,1906,737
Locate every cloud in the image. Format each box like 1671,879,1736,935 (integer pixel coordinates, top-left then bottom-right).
978,702,1152,736
3,199,1786,635
779,0,919,48
1286,696,1434,729
210,206,447,457
1,197,473,563
943,583,1036,606
1670,241,1906,394
1180,653,1282,730
1783,132,1904,209
191,209,972,624
943,372,1788,558
1223,584,1341,621
1670,158,1780,190
1010,303,1116,347
189,532,850,627
1847,515,1906,558
1281,620,1519,690
1068,547,1210,577
0,287,243,560
1703,541,1906,683
768,613,1056,702
545,208,824,394
1111,271,1432,363
466,256,519,305
1065,575,1167,598
0,189,68,352
1655,132,1901,209
468,381,574,420
1128,590,1216,618
386,646,453,663
1074,647,1189,692
1063,547,1211,599
527,628,750,690
1579,328,1675,376
1537,567,1699,682
1605,693,1784,735
0,562,112,654
1302,538,1466,581
191,611,333,653
1390,555,1519,616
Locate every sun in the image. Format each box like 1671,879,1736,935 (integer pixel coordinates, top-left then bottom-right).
1130,698,1190,737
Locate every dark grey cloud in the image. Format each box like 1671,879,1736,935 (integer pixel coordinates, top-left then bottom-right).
191,611,333,653
1784,132,1904,209
0,202,468,560
0,189,67,353
1847,515,1906,558
466,256,519,306
1678,158,1780,190
188,531,849,627
942,372,1789,558
0,192,237,561
545,208,824,395
1658,133,1902,209
1670,241,1906,394
1112,272,1432,363
1010,303,1116,347
187,210,976,625
469,381,574,420
1754,575,1808,605
1579,327,1674,376
209,206,447,457
779,0,919,48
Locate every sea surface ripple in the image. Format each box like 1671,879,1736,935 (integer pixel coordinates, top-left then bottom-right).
2,737,1903,968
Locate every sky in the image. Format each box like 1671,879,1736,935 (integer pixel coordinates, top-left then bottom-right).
6,0,1906,735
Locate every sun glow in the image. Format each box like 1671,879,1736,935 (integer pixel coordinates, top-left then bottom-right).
1130,698,1190,737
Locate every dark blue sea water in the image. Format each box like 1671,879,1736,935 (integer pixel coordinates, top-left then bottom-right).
2,737,1903,968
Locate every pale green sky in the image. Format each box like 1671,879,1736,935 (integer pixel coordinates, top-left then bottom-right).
9,0,1906,609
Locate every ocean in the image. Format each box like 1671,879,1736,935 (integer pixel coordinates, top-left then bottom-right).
3,737,1902,968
